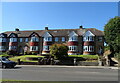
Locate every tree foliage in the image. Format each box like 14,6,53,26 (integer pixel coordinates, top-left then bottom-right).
50,44,69,59
104,16,120,56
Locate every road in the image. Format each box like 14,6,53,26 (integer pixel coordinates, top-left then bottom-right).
1,65,118,81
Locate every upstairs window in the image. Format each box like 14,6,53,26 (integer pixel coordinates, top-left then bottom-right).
10,38,17,42
55,37,58,42
19,38,23,42
98,37,102,42
30,46,38,51
31,37,39,42
0,38,7,42
25,38,29,42
69,36,78,41
44,37,52,41
83,36,94,41
62,37,65,42
43,46,50,51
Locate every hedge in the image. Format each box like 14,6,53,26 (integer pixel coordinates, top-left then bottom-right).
68,55,99,59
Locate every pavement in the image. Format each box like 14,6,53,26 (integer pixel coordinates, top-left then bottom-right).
16,65,119,69
1,65,118,81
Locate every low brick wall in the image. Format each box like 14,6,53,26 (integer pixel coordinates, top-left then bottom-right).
20,62,38,65
77,61,99,66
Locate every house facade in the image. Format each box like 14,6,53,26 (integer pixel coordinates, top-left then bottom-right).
0,26,104,55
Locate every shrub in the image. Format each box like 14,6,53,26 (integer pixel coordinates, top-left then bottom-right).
32,52,37,55
6,50,18,56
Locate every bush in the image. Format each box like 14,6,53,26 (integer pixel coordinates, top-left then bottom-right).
24,51,32,55
6,50,18,56
50,44,68,60
32,52,37,55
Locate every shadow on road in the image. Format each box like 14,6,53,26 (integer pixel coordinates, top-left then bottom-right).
13,67,22,69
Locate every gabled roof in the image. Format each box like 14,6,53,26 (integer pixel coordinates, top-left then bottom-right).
3,28,104,37
68,31,78,37
0,33,7,37
83,30,95,36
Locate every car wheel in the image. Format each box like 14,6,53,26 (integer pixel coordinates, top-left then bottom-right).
2,64,6,69
11,66,15,68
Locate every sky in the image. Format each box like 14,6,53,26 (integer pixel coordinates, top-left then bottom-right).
1,2,118,32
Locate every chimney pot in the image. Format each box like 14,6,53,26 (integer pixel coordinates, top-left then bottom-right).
79,25,83,29
45,27,48,30
15,28,19,31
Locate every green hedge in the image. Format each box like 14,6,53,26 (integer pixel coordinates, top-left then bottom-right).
68,55,99,59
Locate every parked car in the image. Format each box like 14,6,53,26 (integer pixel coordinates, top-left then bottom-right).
0,57,17,68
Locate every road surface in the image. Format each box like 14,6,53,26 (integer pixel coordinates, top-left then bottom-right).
1,65,118,81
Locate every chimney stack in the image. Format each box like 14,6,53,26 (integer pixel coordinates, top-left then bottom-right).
45,27,48,30
15,28,19,31
79,25,83,29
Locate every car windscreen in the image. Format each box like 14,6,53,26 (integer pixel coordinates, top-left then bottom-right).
2,58,10,61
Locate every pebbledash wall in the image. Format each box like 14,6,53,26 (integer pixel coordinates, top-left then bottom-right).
0,26,104,55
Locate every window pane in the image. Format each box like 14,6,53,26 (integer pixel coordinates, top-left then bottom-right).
62,37,65,41
20,38,22,42
55,37,58,42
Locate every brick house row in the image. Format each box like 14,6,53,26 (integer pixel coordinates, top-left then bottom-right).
0,26,104,55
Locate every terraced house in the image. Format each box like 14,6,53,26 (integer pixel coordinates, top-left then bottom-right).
0,26,104,55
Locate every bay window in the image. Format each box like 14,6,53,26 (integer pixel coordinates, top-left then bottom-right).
0,38,7,42
43,46,50,51
69,36,78,41
83,36,94,41
83,46,94,52
31,37,39,42
10,38,17,42
69,46,78,51
9,46,17,50
30,46,38,51
44,37,52,41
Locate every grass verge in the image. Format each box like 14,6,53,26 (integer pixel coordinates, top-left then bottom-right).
9,55,45,62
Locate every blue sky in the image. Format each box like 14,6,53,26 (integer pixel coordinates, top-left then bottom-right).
1,2,118,32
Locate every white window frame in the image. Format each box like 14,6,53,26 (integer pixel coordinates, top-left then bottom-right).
30,46,38,51
68,46,78,51
43,46,50,51
0,38,7,42
83,36,94,41
31,36,39,42
44,37,52,41
0,46,6,51
55,37,58,42
10,38,17,42
83,46,94,52
9,46,17,50
69,36,78,41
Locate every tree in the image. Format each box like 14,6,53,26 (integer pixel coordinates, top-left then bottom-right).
50,44,69,59
104,16,120,57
